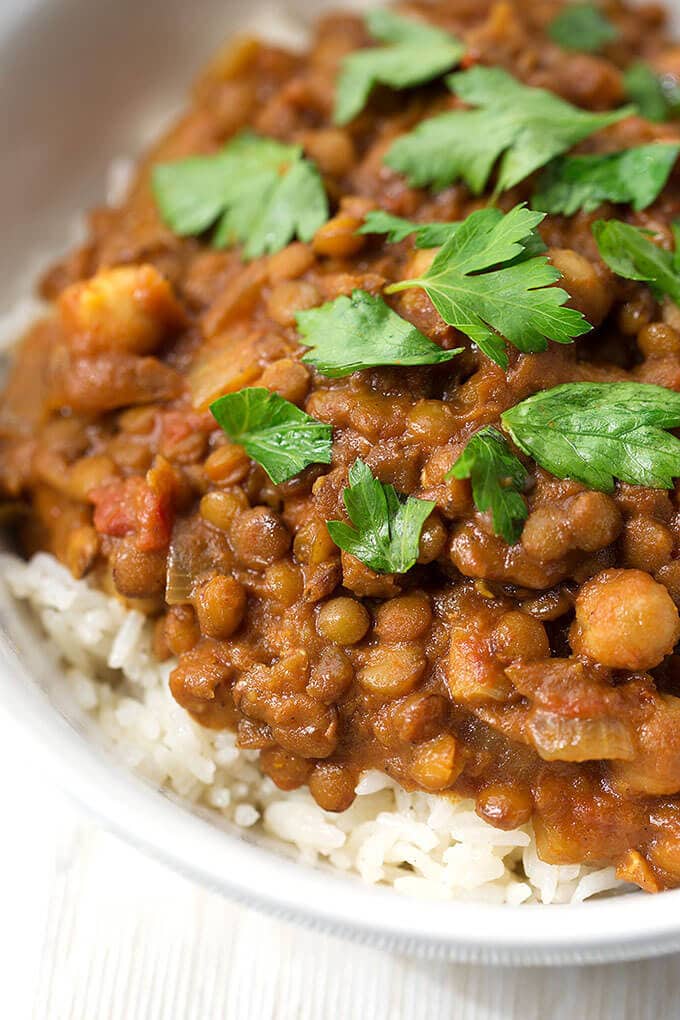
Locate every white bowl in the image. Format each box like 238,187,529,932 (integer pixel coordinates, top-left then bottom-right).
3,0,680,966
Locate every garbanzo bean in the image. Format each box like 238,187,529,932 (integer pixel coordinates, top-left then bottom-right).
638,322,680,358
417,513,447,564
200,490,248,530
259,357,311,405
317,597,370,644
164,604,201,656
623,515,674,572
194,574,246,639
571,568,680,670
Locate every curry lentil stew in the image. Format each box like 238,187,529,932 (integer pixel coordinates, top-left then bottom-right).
7,0,680,894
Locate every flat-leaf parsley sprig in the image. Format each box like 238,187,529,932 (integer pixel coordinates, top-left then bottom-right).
385,66,633,195
296,289,462,377
592,218,680,304
502,382,680,491
548,3,618,53
385,204,591,368
533,144,680,216
447,427,529,544
326,459,435,574
152,132,328,260
334,9,464,125
210,388,332,485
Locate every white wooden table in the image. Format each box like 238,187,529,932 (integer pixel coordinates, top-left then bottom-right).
2,713,680,1020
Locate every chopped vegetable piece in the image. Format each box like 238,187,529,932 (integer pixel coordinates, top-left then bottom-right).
209,387,332,484
386,204,590,368
152,131,328,259
385,66,632,194
501,382,680,491
327,459,435,574
296,289,462,377
334,9,464,125
447,427,528,543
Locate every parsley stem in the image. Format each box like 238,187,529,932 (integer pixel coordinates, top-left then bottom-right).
384,280,417,294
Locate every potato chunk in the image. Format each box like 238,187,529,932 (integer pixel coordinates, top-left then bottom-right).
58,264,185,355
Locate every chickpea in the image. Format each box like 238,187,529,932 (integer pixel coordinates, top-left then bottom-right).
266,281,320,328
406,400,456,444
358,644,426,699
623,515,674,572
492,611,550,664
656,560,680,605
309,762,357,812
548,248,612,324
194,574,246,639
258,358,310,405
317,597,370,644
409,734,461,791
58,264,185,355
164,604,200,656
570,568,680,670
375,592,432,643
230,507,291,568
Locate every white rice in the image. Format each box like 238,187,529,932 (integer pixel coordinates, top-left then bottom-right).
0,551,627,905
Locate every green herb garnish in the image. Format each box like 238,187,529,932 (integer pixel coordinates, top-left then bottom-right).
502,382,680,491
296,289,462,377
548,4,618,53
534,144,679,215
446,427,528,543
385,66,632,194
592,218,680,303
385,204,590,368
624,62,680,122
152,132,328,259
209,387,332,484
334,9,464,125
359,210,461,247
327,459,435,573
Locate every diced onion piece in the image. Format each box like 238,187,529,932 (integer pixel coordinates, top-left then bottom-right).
189,336,262,410
528,710,635,762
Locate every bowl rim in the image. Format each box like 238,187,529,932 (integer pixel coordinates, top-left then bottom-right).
2,623,680,966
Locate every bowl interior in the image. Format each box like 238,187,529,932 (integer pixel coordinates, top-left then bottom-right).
3,0,680,966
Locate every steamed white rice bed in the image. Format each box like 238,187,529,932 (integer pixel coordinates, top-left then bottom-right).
0,551,625,905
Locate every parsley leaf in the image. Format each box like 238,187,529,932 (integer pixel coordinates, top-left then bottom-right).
152,131,328,259
502,382,680,491
386,204,590,368
359,210,461,247
295,289,462,377
534,144,679,215
334,9,464,125
592,218,680,303
446,427,528,543
548,3,618,53
385,66,632,194
209,387,332,484
326,459,435,573
624,62,680,122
